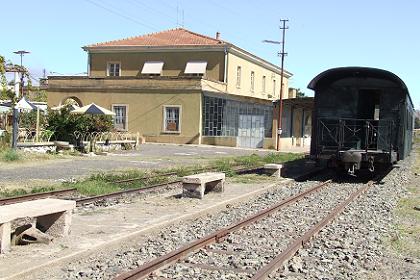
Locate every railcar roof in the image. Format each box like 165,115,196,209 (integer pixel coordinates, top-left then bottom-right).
307,66,413,107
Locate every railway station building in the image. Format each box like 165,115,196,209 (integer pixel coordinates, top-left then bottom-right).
48,28,302,149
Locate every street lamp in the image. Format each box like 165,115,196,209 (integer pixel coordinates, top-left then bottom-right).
11,50,30,149
263,19,288,151
13,50,30,96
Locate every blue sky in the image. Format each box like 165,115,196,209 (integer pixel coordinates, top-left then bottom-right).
1,0,418,108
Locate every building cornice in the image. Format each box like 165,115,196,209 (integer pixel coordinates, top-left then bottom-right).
228,46,293,78
83,45,227,53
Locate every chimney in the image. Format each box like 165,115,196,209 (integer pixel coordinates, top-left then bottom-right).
216,32,221,40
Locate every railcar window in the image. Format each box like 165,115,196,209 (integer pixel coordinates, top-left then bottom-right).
374,105,380,120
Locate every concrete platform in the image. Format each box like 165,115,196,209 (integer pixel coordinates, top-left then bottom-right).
0,178,291,279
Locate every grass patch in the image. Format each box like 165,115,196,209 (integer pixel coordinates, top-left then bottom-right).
262,152,302,164
210,152,302,177
211,158,236,176
0,186,56,198
68,180,120,196
390,187,420,258
0,147,65,163
0,148,21,162
230,174,273,184
387,138,420,258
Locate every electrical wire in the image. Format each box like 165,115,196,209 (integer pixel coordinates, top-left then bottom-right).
128,0,178,23
84,0,159,31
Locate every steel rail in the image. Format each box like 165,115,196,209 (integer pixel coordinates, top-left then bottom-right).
75,180,182,206
112,172,179,184
112,166,265,184
251,180,376,279
0,164,322,209
77,165,319,207
114,179,332,280
0,188,77,206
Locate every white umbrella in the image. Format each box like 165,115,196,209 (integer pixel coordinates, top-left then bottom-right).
70,103,115,116
15,97,38,111
51,104,80,111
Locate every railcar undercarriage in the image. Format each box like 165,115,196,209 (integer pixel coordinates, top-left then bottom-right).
316,118,397,175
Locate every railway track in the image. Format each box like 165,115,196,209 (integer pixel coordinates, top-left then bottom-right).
0,188,77,206
0,165,306,208
114,173,381,280
75,180,182,206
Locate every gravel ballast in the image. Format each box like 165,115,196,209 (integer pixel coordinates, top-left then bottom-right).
26,154,419,279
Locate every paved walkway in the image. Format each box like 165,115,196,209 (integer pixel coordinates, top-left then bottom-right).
0,144,274,184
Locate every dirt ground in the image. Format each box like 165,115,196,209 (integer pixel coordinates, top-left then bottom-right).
0,177,290,279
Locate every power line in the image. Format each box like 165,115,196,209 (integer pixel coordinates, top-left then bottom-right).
206,0,242,17
128,0,178,23
84,0,158,31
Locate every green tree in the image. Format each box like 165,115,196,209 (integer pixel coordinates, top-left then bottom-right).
296,88,306,98
0,55,8,99
415,116,420,129
31,89,47,102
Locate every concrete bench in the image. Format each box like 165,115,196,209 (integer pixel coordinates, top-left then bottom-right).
0,198,76,253
182,172,225,199
264,163,283,178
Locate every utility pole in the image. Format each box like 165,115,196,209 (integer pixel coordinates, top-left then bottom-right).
263,19,289,151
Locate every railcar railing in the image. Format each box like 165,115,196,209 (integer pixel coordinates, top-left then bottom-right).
317,118,394,153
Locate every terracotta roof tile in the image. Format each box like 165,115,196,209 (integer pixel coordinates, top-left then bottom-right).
86,28,227,48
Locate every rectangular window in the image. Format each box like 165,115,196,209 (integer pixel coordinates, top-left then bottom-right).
236,66,241,88
112,105,127,130
107,62,120,77
262,75,266,93
163,106,181,133
250,71,255,92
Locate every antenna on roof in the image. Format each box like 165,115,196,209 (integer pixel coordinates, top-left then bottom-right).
176,2,184,28
182,9,184,27
176,4,179,27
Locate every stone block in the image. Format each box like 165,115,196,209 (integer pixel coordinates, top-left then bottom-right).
0,199,75,254
0,222,11,253
264,163,283,178
182,172,225,199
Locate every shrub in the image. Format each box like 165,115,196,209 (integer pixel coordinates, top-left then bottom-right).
45,107,113,142
71,180,120,196
212,158,235,177
233,154,261,168
20,110,46,130
1,148,21,162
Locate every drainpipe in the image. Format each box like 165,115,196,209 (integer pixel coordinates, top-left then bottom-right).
199,92,203,145
301,108,305,147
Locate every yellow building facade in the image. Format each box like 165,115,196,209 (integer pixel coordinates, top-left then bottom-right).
48,28,293,148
